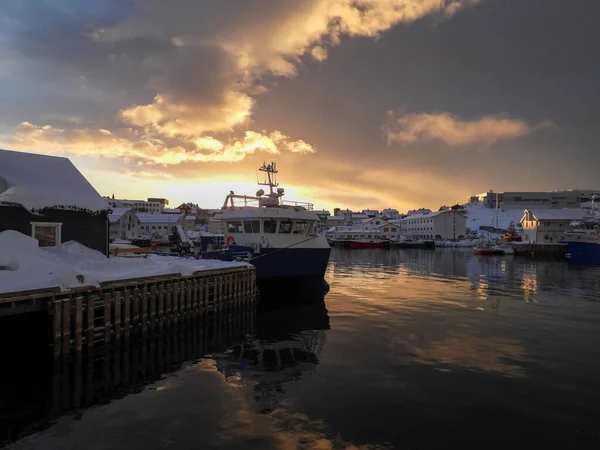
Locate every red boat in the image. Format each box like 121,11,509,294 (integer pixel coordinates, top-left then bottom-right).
501,222,522,243
349,240,384,249
474,241,494,255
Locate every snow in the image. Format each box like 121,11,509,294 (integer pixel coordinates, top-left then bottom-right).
527,208,592,221
0,231,250,295
108,207,133,223
0,149,109,212
463,202,524,231
137,213,182,224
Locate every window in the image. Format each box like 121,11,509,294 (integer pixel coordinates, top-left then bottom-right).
264,220,277,233
391,227,396,232
244,220,261,233
383,227,389,232
31,222,62,247
293,221,309,234
279,220,293,233
226,221,243,233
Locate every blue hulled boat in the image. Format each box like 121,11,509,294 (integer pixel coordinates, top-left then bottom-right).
562,219,600,264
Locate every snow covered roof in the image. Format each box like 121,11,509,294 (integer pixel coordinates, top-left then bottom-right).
526,209,592,221
184,215,196,220
108,207,132,223
137,213,182,224
327,216,345,221
0,149,108,213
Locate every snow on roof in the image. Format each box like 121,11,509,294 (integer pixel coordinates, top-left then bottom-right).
0,149,108,213
108,207,132,223
527,208,592,221
137,213,182,224
184,215,196,220
328,216,345,221
463,202,524,231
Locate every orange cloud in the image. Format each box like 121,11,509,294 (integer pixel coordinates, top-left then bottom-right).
384,111,551,147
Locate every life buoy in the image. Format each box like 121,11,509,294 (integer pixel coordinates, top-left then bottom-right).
226,236,236,246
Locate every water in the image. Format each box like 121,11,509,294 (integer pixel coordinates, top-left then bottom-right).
4,248,600,449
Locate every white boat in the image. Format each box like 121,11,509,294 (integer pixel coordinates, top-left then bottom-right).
213,162,331,287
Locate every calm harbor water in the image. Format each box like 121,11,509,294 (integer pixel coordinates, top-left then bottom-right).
3,248,600,449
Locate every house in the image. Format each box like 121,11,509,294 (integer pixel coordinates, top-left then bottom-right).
108,207,140,241
398,210,467,240
358,217,399,240
104,196,168,214
182,215,197,231
381,208,401,219
0,149,109,254
362,209,380,218
520,209,591,244
326,215,346,228
137,213,183,241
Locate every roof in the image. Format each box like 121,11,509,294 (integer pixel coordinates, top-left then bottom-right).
136,213,182,224
108,207,133,223
525,209,593,221
0,149,108,213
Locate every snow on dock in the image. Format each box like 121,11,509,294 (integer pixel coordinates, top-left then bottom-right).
0,230,249,295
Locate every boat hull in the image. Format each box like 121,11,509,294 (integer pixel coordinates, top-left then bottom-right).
474,249,494,255
566,241,600,264
349,240,384,249
251,247,331,279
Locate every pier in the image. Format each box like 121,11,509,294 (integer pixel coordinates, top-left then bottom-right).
511,243,568,258
0,266,256,357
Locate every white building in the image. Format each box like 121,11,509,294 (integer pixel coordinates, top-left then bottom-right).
182,215,197,231
108,207,140,241
326,216,346,228
399,210,467,240
137,213,183,241
381,208,401,219
104,196,168,214
520,209,591,244
362,209,380,218
358,217,399,240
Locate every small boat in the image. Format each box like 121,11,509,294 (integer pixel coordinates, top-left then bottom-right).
501,222,522,243
349,240,384,249
474,240,494,255
492,243,515,255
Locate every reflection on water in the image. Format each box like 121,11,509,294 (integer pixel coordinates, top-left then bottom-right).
6,248,600,449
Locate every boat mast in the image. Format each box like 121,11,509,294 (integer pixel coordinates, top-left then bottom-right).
258,161,278,195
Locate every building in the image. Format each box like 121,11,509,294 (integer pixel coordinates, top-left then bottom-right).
182,215,197,232
326,216,346,228
108,207,140,241
520,209,591,244
0,149,109,255
313,210,331,234
473,190,600,210
358,217,399,240
104,196,169,214
137,213,183,241
398,210,467,240
362,209,380,218
381,208,401,219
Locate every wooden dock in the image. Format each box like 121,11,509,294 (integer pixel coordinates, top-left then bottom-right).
0,266,256,357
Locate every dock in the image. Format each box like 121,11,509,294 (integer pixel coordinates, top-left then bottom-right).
511,243,568,258
0,266,256,357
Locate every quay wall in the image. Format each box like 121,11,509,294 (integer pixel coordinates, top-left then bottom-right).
511,243,568,258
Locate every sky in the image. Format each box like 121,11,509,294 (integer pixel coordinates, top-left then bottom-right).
1,0,598,212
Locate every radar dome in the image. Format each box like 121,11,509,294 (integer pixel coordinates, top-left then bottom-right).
256,189,265,197
277,188,285,194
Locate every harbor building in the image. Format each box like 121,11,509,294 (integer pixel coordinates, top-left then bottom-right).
358,217,399,240
0,149,109,255
520,209,591,244
104,196,169,214
398,210,467,240
137,213,183,241
108,207,140,241
473,190,600,210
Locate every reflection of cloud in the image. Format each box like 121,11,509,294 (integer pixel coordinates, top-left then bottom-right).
384,111,552,147
408,334,525,377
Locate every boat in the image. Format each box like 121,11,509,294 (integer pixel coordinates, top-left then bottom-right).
501,222,522,243
390,235,435,249
492,243,515,255
349,239,384,249
210,162,331,295
561,219,600,264
474,240,494,255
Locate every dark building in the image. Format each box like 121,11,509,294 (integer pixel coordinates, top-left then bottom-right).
0,149,110,255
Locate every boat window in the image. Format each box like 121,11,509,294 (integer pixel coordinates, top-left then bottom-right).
279,220,293,234
244,220,261,233
293,221,309,234
264,220,277,233
226,221,243,233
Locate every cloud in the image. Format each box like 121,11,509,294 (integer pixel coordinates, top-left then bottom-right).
384,111,552,147
0,122,315,164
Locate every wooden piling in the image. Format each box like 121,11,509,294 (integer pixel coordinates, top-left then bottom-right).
114,292,122,342
74,296,83,352
53,299,62,358
103,293,111,344
62,298,71,356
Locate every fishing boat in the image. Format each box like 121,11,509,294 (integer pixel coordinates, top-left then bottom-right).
212,162,331,294
474,240,494,255
501,222,522,243
390,235,435,249
561,219,600,264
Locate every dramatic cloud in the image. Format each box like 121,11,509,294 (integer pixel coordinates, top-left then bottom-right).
0,122,315,164
384,111,551,147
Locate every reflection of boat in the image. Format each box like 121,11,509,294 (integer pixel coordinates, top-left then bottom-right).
214,298,330,414
349,239,384,249
474,240,494,255
561,219,600,264
212,162,331,289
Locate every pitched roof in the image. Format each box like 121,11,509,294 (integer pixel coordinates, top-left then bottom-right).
526,209,592,221
108,207,133,223
0,149,108,213
136,213,182,224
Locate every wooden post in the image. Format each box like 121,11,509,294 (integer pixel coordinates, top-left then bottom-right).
149,286,157,331
74,295,84,352
166,282,172,326
103,293,112,344
86,294,95,348
132,288,140,333
203,278,209,314
124,290,131,342
141,286,148,340
62,298,71,356
192,279,199,317
158,284,164,330
53,299,62,358
114,292,122,342
186,280,192,320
